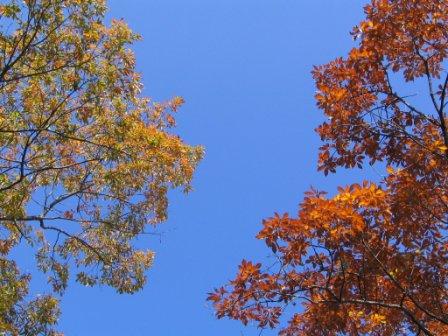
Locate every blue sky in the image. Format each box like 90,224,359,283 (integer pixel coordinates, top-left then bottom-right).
56,1,372,335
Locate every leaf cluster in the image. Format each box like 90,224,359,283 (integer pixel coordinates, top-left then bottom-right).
209,1,448,335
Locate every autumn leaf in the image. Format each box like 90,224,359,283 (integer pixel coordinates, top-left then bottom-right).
209,1,448,335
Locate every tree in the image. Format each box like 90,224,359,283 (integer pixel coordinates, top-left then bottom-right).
208,1,448,335
0,0,203,334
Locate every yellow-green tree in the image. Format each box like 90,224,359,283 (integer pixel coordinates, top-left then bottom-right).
0,1,203,334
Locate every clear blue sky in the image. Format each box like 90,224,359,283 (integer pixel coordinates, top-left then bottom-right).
54,1,372,335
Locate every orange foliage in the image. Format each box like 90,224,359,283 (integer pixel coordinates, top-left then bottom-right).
209,1,448,335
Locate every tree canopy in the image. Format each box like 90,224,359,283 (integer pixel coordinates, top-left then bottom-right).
0,0,202,334
209,1,448,335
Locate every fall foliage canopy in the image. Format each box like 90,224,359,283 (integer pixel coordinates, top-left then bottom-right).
209,1,448,335
0,0,202,335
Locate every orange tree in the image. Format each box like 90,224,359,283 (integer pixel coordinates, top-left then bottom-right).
208,1,448,335
0,0,203,335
